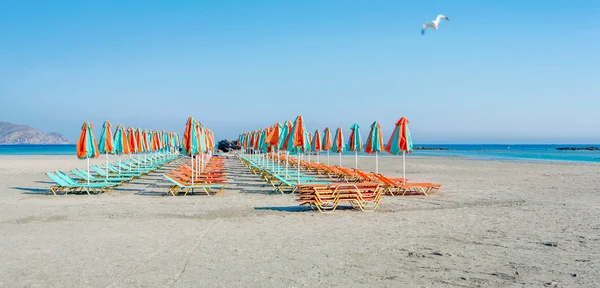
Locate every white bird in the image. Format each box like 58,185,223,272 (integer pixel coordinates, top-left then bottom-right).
421,14,450,35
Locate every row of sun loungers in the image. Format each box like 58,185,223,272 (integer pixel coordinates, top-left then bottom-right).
162,156,228,196
45,153,180,195
238,153,442,213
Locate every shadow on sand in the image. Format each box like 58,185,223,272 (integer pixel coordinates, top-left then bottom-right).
12,187,50,195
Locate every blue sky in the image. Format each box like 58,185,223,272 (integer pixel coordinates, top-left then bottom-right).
1,0,598,144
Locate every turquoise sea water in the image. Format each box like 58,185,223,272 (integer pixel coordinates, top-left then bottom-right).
2,144,600,163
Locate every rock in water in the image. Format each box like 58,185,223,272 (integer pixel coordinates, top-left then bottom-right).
217,139,241,152
0,121,69,144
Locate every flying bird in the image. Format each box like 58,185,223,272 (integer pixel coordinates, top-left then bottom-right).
421,14,450,35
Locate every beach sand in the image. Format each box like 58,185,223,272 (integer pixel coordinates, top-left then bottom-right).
1,154,599,287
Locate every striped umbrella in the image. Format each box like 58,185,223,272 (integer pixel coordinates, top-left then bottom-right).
183,117,199,185
347,123,363,169
127,127,137,171
385,117,413,184
135,128,146,169
113,124,129,175
331,127,344,166
76,122,100,184
307,131,313,162
277,121,293,175
322,127,332,166
365,121,384,174
97,121,114,180
312,129,322,163
283,116,308,182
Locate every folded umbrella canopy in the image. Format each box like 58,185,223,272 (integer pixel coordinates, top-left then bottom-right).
322,127,332,166
97,121,115,181
365,121,384,174
76,122,100,185
385,117,413,184
331,127,345,166
347,123,363,169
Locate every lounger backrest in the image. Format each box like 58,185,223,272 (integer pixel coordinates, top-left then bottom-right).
56,171,78,185
71,169,87,179
163,175,184,187
46,172,71,186
374,174,396,185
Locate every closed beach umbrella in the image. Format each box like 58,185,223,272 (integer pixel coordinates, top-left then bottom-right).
365,121,384,174
331,127,345,166
113,124,129,175
135,128,146,169
266,122,282,169
183,117,199,185
307,131,313,162
322,127,332,165
76,122,100,185
347,123,363,169
312,129,322,163
128,127,137,154
278,121,293,176
385,117,413,184
98,121,114,180
284,116,309,182
127,126,137,171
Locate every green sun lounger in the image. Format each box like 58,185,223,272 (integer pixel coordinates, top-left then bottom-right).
46,172,116,195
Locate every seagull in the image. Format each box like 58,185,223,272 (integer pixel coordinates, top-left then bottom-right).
421,14,450,35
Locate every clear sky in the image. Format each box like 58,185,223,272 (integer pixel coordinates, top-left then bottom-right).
1,0,598,144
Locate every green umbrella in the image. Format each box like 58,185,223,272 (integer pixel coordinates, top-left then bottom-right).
347,123,363,169
331,127,344,166
385,117,413,184
113,124,130,175
76,122,100,185
98,121,115,181
365,121,384,174
184,117,199,185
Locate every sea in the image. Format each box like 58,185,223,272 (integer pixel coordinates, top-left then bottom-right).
1,144,600,163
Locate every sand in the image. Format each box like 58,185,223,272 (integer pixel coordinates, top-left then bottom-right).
1,154,599,287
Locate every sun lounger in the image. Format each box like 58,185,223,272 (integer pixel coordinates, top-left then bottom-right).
163,175,226,196
46,172,116,195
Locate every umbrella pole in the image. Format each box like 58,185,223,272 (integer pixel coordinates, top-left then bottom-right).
87,157,90,185
119,154,122,176
327,151,330,166
355,150,358,169
191,156,194,186
375,152,378,174
403,152,406,184
339,152,342,167
297,154,300,183
317,151,319,163
285,151,289,178
105,153,109,181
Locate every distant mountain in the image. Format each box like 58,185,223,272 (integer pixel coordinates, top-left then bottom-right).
0,121,70,144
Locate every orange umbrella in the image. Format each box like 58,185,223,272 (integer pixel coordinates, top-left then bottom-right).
322,127,332,166
76,122,100,184
97,121,114,180
331,127,344,166
312,129,322,163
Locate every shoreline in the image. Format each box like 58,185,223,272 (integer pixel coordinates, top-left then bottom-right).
2,153,600,165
